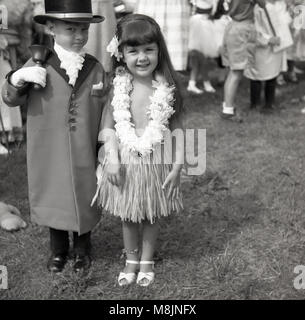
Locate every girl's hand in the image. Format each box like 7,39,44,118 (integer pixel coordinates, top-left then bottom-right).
162,169,181,199
106,162,122,187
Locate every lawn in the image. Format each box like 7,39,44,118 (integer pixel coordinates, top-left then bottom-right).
1,67,305,300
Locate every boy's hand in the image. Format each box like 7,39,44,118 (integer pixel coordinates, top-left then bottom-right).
10,66,47,88
269,36,281,46
162,169,181,199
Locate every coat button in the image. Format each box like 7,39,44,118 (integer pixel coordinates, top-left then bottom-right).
70,125,76,131
68,118,77,124
69,109,78,116
70,102,78,108
71,93,76,99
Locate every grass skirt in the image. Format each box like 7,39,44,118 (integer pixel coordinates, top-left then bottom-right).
93,148,183,223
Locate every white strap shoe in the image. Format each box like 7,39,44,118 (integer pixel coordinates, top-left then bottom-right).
0,143,8,155
203,81,216,93
136,261,155,287
118,260,139,286
187,83,203,95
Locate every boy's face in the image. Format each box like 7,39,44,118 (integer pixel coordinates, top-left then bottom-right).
47,20,90,53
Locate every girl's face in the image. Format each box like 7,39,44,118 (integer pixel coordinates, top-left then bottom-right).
47,20,90,53
123,42,159,80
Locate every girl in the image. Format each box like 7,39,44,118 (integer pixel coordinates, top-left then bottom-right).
92,14,184,286
187,0,230,94
244,0,292,113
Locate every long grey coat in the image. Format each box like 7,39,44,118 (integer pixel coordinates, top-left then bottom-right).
2,50,108,234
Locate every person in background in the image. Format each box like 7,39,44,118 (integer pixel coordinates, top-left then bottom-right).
0,0,32,152
85,0,117,72
134,0,191,71
221,0,266,122
244,0,291,114
187,0,230,94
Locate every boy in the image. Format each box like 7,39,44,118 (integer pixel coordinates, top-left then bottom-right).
221,0,266,121
2,0,107,273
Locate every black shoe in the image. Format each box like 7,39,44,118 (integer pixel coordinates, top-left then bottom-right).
47,253,67,273
73,254,91,273
260,106,275,114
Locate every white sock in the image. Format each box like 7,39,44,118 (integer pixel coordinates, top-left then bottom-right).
203,81,216,92
222,102,234,115
187,80,203,94
0,143,8,155
188,80,197,87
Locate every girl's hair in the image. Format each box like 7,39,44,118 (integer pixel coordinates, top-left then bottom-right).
112,14,184,118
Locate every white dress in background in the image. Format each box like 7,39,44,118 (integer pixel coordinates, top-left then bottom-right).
188,0,230,58
0,51,23,143
286,0,305,61
85,0,117,72
134,0,191,71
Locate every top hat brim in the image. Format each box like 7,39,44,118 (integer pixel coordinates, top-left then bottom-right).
33,15,104,25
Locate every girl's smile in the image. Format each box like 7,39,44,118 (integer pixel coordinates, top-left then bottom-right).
123,43,159,79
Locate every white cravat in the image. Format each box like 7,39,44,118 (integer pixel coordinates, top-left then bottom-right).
54,43,85,86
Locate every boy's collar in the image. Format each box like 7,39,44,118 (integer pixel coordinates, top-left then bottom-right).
53,42,86,58
46,47,98,91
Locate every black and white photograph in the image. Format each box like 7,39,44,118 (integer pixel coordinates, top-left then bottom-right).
1,0,305,305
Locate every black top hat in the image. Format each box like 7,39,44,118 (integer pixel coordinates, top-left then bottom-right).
34,0,104,24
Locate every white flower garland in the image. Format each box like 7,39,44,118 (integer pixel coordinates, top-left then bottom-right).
112,67,176,157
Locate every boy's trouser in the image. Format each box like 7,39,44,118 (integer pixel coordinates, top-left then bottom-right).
49,228,91,256
250,78,276,108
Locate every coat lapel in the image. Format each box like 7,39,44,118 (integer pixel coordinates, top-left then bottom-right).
47,50,71,85
73,54,96,92
46,50,97,91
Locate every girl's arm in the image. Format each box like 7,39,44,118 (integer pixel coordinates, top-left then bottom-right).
169,112,184,174
98,96,122,187
99,97,119,163
162,111,184,198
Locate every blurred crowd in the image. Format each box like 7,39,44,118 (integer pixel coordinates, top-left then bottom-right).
1,0,305,154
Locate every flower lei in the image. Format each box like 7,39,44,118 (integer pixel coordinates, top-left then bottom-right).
112,67,176,157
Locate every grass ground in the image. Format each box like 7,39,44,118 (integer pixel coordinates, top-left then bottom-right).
1,66,305,300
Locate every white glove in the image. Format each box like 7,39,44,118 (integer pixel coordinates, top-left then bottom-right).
10,66,47,88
